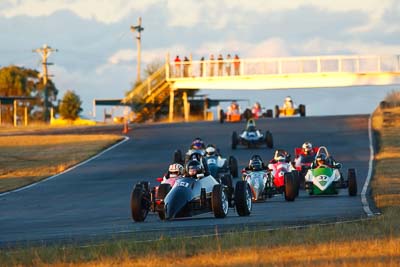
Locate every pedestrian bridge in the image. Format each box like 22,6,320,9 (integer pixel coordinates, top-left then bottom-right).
122,54,400,121
167,54,400,90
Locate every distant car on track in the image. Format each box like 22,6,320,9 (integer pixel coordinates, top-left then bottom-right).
231,119,273,149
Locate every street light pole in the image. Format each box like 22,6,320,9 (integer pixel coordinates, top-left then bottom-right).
130,17,144,82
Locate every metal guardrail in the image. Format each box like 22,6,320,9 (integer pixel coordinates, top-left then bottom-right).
166,55,400,80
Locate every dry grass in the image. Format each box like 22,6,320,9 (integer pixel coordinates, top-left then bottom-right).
0,134,122,192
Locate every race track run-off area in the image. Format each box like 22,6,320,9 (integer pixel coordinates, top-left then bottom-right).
0,115,372,246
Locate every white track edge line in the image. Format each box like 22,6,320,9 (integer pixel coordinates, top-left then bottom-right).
361,114,375,216
0,136,130,197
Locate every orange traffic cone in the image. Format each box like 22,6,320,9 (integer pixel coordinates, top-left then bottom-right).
122,121,129,134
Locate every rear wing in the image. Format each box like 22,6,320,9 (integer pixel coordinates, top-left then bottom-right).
294,147,319,158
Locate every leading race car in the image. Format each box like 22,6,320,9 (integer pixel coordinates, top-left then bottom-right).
304,146,357,196
231,119,273,149
274,96,306,118
130,169,252,222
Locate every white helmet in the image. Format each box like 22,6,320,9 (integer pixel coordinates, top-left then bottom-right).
285,96,292,102
302,142,313,153
205,145,216,156
168,163,183,177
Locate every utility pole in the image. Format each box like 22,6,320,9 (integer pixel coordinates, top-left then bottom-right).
33,44,57,121
130,17,144,82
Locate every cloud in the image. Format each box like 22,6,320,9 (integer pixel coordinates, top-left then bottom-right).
0,0,158,23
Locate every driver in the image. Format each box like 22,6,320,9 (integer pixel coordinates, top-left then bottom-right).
205,144,218,157
283,96,294,109
185,160,204,178
269,149,291,164
251,102,262,118
163,163,184,181
295,142,316,168
243,155,266,172
227,101,240,115
311,153,340,169
190,137,206,151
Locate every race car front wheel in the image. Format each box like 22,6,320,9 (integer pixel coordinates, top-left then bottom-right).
212,184,229,218
235,181,252,216
130,186,150,222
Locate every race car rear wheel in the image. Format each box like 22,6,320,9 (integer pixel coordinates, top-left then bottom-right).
265,131,273,148
231,131,238,149
299,104,306,117
235,181,252,216
212,184,229,218
243,108,252,121
291,170,300,196
219,110,225,124
130,186,150,222
284,173,296,201
265,109,273,118
173,149,184,165
229,156,239,178
348,168,357,196
274,105,280,118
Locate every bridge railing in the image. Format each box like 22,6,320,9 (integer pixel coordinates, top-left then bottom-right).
166,55,400,80
123,65,167,104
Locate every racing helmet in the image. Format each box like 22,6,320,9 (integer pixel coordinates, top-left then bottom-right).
316,153,327,165
168,163,183,178
186,160,202,177
274,149,287,162
302,142,313,154
285,96,292,102
249,158,263,171
205,145,216,156
191,137,205,150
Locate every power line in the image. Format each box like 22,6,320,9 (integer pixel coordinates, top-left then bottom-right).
33,44,58,121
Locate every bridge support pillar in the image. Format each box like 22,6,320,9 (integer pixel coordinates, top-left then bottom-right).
183,91,189,122
169,89,174,122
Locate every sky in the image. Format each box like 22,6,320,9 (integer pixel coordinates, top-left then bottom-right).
1,0,399,119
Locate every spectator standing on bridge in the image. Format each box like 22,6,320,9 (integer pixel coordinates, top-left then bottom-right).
234,54,240,75
200,56,205,77
174,55,181,77
209,54,215,77
225,54,232,75
183,56,190,77
217,54,224,76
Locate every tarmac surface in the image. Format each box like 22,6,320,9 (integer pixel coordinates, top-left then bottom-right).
0,115,371,247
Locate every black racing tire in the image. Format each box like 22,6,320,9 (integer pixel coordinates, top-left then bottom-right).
291,170,300,196
173,149,184,165
348,168,357,196
130,186,149,222
231,131,238,149
274,105,280,118
219,110,225,124
157,183,172,199
299,104,306,117
235,181,252,216
284,172,296,201
266,109,273,118
228,156,239,178
212,184,229,218
243,108,252,121
265,131,273,148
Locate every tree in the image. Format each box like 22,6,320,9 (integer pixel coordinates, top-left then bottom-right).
0,65,59,122
59,90,82,120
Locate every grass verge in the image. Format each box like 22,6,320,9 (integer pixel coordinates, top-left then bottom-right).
1,107,400,266
0,134,123,193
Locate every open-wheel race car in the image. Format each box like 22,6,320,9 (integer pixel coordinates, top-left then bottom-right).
130,172,252,222
242,154,299,202
274,96,306,118
231,119,273,149
219,101,256,123
304,146,357,196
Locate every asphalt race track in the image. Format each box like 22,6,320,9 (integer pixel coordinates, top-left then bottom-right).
0,115,372,246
